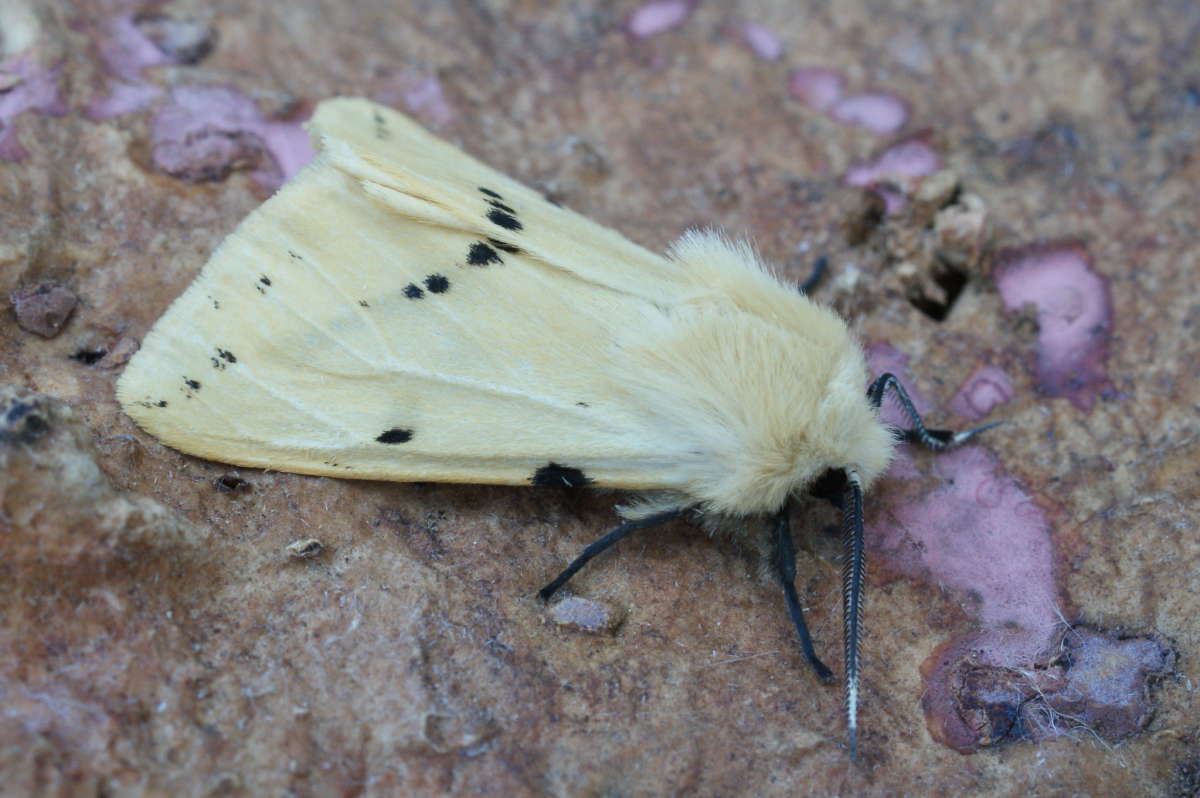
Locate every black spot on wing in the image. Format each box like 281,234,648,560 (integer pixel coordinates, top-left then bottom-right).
256,275,272,294
487,208,523,231
424,274,450,293
404,283,424,299
466,242,503,266
487,237,520,254
358,300,370,307
373,110,390,140
376,428,413,444
156,400,168,408
479,187,504,199
287,249,303,260
487,199,517,215
531,462,593,488
184,378,201,390
211,348,237,370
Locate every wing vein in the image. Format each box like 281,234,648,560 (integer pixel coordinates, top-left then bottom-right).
268,290,382,369
233,365,353,438
299,254,400,362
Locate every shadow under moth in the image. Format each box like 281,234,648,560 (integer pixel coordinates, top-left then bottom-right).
118,97,994,759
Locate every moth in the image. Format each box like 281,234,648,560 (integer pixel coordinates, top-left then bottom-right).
118,98,994,758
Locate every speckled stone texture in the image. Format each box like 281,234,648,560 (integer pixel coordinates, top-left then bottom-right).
2,1,1197,795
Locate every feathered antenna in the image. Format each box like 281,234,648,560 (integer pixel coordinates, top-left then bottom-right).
841,468,866,760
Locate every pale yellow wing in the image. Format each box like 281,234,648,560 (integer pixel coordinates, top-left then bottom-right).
117,98,698,489
314,97,687,303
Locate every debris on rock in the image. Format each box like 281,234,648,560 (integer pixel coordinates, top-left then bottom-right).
286,538,326,559
843,158,990,321
547,595,626,635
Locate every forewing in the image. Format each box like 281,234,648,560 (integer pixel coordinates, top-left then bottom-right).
313,97,688,303
118,101,694,490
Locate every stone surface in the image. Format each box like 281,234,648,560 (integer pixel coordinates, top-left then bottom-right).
1,1,1197,795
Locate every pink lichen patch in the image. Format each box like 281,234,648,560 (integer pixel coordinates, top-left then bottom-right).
845,136,940,188
730,22,783,61
867,442,1102,753
0,56,67,162
949,366,1014,422
923,627,1172,752
626,1,695,38
995,242,1112,412
94,12,171,81
91,10,214,78
402,75,453,126
151,86,315,190
10,284,78,338
85,80,162,120
845,136,940,214
787,67,844,112
829,92,909,135
83,11,215,119
374,72,454,128
1026,627,1172,741
926,654,1055,750
874,446,1058,633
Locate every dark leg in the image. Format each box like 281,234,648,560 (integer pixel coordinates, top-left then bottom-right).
868,373,1002,450
841,470,866,761
538,510,682,601
772,504,834,682
798,255,829,295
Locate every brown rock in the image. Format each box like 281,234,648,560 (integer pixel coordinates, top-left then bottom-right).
10,283,76,338
133,13,217,65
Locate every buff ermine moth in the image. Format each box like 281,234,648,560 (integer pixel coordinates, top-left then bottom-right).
118,97,996,759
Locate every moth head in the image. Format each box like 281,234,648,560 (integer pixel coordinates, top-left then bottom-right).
812,384,895,491
797,347,896,496
695,372,895,518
